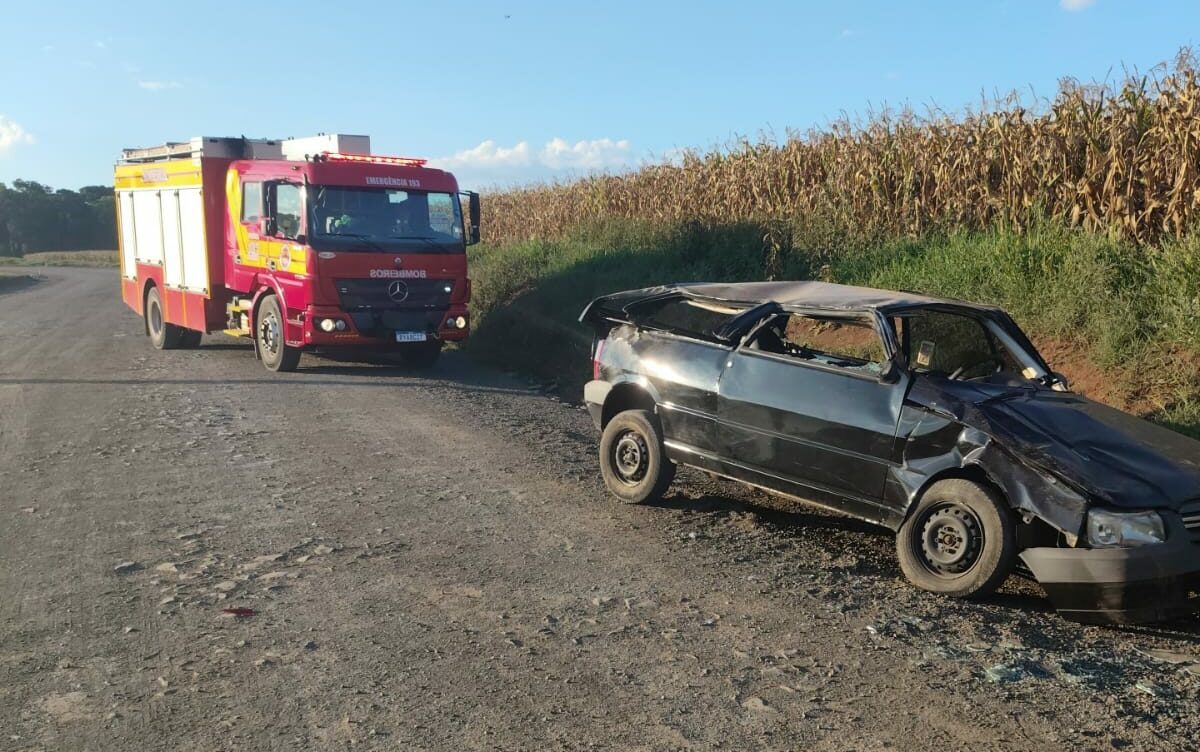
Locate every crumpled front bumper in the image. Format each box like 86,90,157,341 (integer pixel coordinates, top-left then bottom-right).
1021,515,1200,625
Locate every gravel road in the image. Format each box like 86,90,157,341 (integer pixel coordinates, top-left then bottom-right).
2,267,1199,751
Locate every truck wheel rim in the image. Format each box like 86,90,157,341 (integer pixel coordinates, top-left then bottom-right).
612,430,649,484
150,300,162,334
259,313,280,354
917,503,982,576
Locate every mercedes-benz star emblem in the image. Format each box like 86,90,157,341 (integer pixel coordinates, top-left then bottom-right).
387,280,409,303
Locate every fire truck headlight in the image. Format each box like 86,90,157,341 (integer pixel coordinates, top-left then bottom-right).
319,318,337,333
454,316,468,329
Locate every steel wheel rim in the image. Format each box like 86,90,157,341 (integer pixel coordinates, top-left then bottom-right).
259,313,280,355
612,430,649,484
917,502,983,577
150,299,162,335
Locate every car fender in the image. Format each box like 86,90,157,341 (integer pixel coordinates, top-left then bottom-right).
596,376,663,429
891,404,1089,538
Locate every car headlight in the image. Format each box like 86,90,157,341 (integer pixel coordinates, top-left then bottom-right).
1086,509,1166,548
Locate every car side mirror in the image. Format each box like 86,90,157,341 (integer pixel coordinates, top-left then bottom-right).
873,355,902,386
1049,371,1070,391
259,217,277,237
878,356,902,384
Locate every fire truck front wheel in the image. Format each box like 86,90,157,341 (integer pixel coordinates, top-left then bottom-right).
145,286,183,350
256,295,301,372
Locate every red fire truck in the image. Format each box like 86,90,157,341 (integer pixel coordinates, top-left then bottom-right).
114,134,479,371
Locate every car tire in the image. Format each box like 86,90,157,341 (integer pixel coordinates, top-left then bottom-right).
256,295,301,372
599,409,676,504
145,286,182,350
400,340,442,369
896,478,1016,599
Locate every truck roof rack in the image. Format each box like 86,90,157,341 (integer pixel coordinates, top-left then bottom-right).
119,137,283,164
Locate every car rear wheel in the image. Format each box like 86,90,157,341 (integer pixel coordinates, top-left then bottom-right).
256,295,300,372
145,286,182,350
599,409,676,504
896,479,1016,599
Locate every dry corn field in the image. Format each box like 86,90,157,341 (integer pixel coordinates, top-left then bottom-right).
482,53,1200,247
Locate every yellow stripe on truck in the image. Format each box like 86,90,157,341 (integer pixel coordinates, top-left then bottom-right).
114,159,204,190
226,170,309,275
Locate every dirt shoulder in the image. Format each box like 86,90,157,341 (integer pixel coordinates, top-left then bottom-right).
1,268,1197,752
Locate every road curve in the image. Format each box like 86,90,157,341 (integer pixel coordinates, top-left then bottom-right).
1,267,1197,751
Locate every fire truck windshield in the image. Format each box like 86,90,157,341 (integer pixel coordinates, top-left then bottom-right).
308,186,464,252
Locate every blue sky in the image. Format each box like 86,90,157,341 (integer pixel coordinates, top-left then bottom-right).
0,0,1197,190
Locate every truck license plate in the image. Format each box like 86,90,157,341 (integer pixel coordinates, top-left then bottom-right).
395,331,427,343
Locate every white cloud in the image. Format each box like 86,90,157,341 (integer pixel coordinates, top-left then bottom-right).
138,80,182,91
1060,0,1096,11
429,137,634,186
432,139,534,170
0,115,34,155
539,137,632,169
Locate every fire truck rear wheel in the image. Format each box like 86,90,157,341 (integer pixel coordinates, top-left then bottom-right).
256,295,300,372
145,285,183,350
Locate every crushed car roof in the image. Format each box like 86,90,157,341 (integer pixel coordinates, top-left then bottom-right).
663,281,998,313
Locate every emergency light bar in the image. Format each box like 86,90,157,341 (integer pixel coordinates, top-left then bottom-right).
320,152,428,167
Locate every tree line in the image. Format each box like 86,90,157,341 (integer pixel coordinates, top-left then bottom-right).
0,181,117,256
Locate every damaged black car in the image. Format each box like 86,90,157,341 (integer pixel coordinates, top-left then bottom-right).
580,281,1200,625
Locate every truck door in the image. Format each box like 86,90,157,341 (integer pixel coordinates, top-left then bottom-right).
716,311,907,521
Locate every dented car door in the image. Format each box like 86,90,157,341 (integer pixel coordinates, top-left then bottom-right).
716,311,908,523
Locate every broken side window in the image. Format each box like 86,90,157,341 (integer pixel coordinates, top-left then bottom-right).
748,313,886,376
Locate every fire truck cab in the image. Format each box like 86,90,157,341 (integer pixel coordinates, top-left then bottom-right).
115,134,479,371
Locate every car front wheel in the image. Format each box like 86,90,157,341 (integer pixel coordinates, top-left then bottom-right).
896,478,1016,599
599,409,676,504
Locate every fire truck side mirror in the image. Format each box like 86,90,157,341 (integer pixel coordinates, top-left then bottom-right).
466,192,481,245
259,217,277,237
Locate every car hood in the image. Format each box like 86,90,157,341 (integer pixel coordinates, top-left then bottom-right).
915,379,1200,510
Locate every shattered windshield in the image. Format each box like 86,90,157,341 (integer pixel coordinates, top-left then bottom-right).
308,186,464,252
899,310,1037,381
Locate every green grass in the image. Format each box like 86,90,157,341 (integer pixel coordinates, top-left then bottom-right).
466,219,1200,436
0,250,119,268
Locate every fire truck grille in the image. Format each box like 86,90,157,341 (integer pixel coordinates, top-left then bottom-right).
335,278,454,311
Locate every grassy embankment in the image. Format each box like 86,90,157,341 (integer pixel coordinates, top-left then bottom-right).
0,250,119,268
466,222,1200,435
